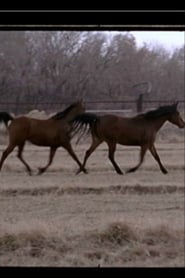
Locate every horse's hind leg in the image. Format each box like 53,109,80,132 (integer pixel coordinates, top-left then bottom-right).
126,145,148,173
76,136,102,174
107,141,123,175
149,144,168,174
17,143,32,175
63,142,87,174
0,144,15,171
38,147,57,175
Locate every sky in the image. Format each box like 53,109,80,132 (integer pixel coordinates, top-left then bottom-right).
108,31,185,53
130,31,184,52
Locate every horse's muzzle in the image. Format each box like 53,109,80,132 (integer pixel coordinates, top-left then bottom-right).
179,121,185,128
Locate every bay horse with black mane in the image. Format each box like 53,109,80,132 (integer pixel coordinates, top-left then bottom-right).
0,101,86,175
72,102,184,175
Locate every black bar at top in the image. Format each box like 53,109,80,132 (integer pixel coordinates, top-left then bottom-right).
0,11,184,27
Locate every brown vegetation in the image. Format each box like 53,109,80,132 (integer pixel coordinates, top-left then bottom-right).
0,222,183,266
0,141,184,267
0,31,184,113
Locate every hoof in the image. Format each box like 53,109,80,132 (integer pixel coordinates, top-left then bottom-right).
76,168,88,175
117,171,124,175
27,169,33,176
126,168,137,174
162,169,168,174
37,167,45,175
83,168,88,174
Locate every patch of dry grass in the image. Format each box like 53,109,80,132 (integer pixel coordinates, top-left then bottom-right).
0,221,184,267
0,227,70,266
0,184,184,197
0,141,184,267
87,222,138,246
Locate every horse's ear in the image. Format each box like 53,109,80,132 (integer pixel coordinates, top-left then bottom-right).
78,98,85,106
174,101,178,109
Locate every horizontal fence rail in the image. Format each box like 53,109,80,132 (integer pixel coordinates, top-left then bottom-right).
0,100,184,115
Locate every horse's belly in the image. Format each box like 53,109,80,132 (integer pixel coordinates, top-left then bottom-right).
119,140,139,146
28,134,61,147
118,137,141,146
28,138,50,146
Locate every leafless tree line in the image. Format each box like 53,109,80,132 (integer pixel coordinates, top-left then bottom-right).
0,31,184,113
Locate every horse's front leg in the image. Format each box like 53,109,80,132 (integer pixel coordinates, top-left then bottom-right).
149,144,168,174
38,147,57,175
126,145,148,173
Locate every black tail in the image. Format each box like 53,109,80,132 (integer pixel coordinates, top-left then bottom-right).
0,112,14,128
71,112,99,143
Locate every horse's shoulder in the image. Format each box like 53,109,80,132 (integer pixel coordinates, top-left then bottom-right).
104,114,119,120
12,116,26,122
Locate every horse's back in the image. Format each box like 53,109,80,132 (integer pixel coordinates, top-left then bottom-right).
8,116,30,130
6,116,31,143
96,115,148,145
12,117,70,146
96,115,124,140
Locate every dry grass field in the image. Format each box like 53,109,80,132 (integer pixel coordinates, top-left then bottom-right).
0,123,184,267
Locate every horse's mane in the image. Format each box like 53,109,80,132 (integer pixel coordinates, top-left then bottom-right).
139,104,177,119
51,102,79,120
73,112,98,123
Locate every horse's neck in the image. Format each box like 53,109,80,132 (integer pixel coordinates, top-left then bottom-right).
63,113,77,123
151,115,168,131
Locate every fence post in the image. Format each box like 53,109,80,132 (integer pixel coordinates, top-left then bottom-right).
136,94,143,113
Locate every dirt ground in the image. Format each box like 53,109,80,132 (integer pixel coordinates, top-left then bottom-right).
0,138,184,267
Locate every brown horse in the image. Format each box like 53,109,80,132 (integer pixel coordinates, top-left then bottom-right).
72,102,185,175
0,101,86,175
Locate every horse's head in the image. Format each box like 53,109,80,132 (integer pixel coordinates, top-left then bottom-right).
73,99,86,116
65,100,86,123
51,100,85,122
168,102,185,128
